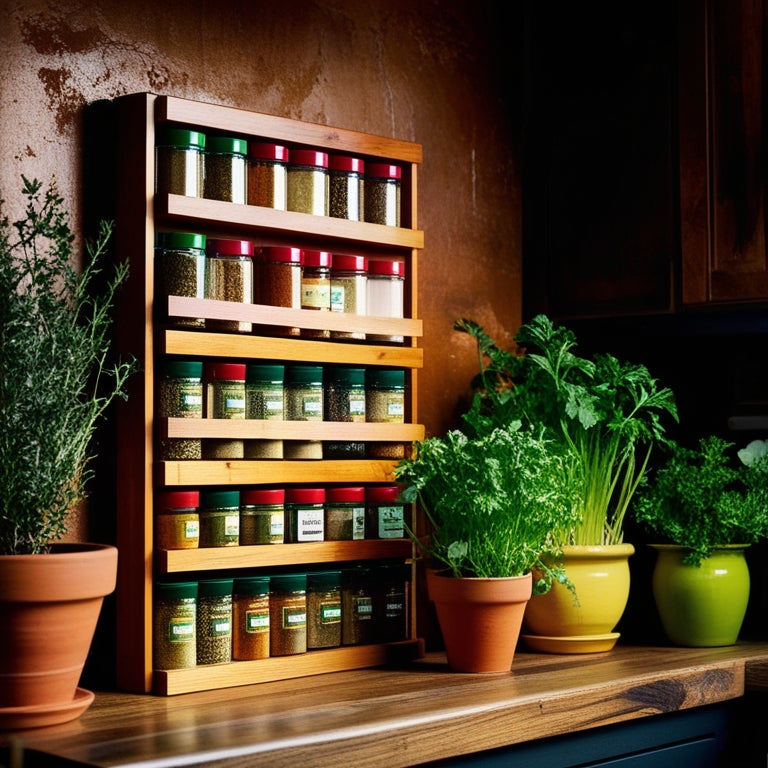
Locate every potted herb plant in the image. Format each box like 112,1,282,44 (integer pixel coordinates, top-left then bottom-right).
454,315,678,652
0,177,135,728
632,436,768,647
394,424,580,672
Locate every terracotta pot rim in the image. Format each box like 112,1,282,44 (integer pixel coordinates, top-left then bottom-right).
428,569,532,584
0,542,117,561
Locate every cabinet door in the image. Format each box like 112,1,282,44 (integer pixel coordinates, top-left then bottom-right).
680,0,768,304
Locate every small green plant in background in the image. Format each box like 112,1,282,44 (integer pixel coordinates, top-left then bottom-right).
454,314,678,547
633,436,768,566
394,424,581,592
0,177,135,555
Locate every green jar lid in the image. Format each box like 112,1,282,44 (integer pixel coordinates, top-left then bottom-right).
246,364,285,384
234,576,270,597
198,578,233,598
207,135,248,155
156,581,197,600
308,570,341,591
200,489,240,509
341,566,373,588
326,367,365,386
157,127,206,150
367,368,405,389
162,359,203,379
270,573,307,593
285,365,323,386
156,231,206,251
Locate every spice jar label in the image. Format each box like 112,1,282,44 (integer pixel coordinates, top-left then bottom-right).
282,606,307,629
246,610,270,633
301,281,331,309
297,508,324,541
224,515,240,537
354,597,373,619
378,506,405,538
169,618,195,642
320,601,342,624
210,618,232,637
184,520,200,540
302,397,322,418
330,285,345,312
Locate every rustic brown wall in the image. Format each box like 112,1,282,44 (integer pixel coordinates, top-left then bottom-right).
1,0,522,536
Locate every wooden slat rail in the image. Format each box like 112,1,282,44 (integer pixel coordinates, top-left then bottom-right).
4,643,768,767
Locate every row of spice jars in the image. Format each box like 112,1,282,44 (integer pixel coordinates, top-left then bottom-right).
158,361,407,461
155,127,402,226
153,564,410,670
155,234,406,344
155,485,405,549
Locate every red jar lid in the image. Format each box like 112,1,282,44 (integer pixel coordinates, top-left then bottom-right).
207,238,253,257
332,254,367,272
368,259,404,277
326,486,365,503
366,163,401,180
249,142,289,162
241,488,285,505
291,149,329,168
286,488,326,504
328,155,364,174
365,485,402,503
259,246,302,264
302,250,332,268
156,490,200,510
204,362,246,381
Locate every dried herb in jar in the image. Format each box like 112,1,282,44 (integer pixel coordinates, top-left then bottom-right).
307,570,342,649
153,581,197,670
196,578,233,665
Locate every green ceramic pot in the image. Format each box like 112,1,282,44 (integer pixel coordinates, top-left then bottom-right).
651,544,750,647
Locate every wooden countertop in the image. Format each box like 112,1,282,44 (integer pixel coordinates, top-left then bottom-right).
5,643,768,767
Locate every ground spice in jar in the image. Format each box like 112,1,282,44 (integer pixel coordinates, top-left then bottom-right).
199,489,240,547
244,363,285,459
287,149,329,216
153,581,197,670
364,163,401,226
284,365,323,460
365,485,405,539
341,567,375,646
157,359,203,461
204,136,248,204
155,490,200,550
248,142,288,210
240,488,285,545
205,239,254,333
154,231,206,328
196,578,233,665
328,155,364,221
270,573,307,656
307,570,342,649
284,487,325,543
257,246,302,337
324,486,366,541
155,127,205,197
330,253,367,340
366,368,406,459
366,259,405,344
323,366,366,459
300,249,332,339
232,576,270,660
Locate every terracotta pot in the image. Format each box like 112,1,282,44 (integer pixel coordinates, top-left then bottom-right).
427,569,532,673
0,543,118,715
522,544,634,652
651,544,750,647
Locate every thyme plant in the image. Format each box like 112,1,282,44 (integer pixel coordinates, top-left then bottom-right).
455,314,678,546
0,177,135,555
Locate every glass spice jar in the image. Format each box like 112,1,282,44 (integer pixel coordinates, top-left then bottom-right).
269,573,307,656
366,368,406,460
377,563,410,643
330,253,367,340
287,149,329,216
240,488,285,545
283,365,323,460
153,581,197,670
232,576,270,661
300,249,332,339
328,155,364,221
244,363,285,460
155,127,206,198
204,136,248,204
341,567,375,646
365,485,405,539
196,578,233,665
157,359,203,461
323,366,366,459
364,163,401,226
366,259,405,343
155,490,200,550
284,487,325,543
154,231,206,327
324,486,366,541
203,362,246,459
307,570,342,649
256,246,303,337
199,489,240,547
205,238,254,333
248,142,288,210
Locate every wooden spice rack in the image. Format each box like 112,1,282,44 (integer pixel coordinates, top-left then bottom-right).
113,93,425,696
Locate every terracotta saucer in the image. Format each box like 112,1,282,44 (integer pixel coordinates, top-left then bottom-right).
521,632,620,654
0,687,95,731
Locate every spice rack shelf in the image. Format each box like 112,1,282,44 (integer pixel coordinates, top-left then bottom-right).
114,92,424,695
